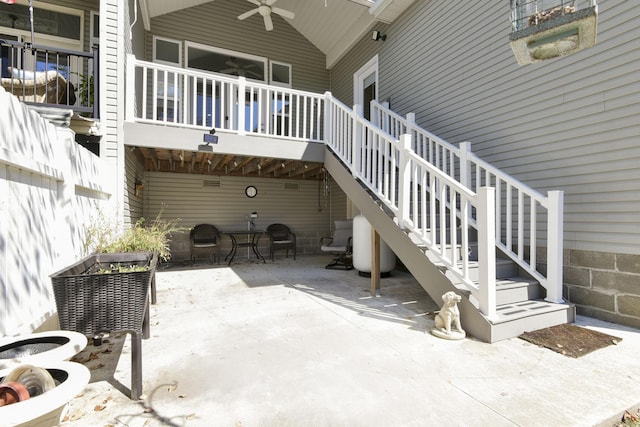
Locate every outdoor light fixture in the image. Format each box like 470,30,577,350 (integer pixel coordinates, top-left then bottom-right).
199,128,218,152
372,30,387,41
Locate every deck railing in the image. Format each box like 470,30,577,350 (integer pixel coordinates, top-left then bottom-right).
126,56,325,142
0,39,99,118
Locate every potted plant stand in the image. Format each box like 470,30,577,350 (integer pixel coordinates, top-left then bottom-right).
50,251,158,399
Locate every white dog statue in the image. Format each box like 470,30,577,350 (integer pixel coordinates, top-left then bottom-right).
431,291,466,340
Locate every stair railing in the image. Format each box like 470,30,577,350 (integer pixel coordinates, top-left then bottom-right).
325,94,498,318
371,100,564,303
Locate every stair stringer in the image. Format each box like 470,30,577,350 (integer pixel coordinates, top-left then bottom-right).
324,149,494,342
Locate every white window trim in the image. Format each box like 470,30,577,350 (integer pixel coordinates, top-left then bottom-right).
90,11,99,48
353,54,378,107
184,40,268,83
269,60,292,88
153,35,182,66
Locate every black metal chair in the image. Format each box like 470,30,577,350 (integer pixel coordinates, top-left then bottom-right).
320,219,353,270
190,224,220,264
266,223,296,261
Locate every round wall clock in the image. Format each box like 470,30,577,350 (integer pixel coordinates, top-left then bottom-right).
245,185,257,198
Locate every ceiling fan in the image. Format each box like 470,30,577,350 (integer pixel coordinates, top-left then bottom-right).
237,0,295,32
220,58,261,78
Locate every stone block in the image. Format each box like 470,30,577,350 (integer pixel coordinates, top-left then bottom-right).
617,254,640,274
592,270,640,294
568,286,615,311
570,249,615,269
563,266,590,287
618,295,640,318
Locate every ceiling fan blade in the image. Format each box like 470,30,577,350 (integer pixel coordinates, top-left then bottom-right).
272,7,294,20
265,0,278,5
238,9,259,21
247,0,262,6
263,14,273,31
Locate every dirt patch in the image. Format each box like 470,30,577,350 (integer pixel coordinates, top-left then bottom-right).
519,323,621,358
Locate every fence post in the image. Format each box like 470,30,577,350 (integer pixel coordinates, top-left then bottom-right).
237,77,246,136
459,141,472,190
323,92,332,145
546,190,564,303
125,54,135,122
477,186,497,320
351,104,363,177
398,134,412,229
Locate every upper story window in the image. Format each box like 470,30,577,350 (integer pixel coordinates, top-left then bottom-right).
270,61,291,88
153,36,181,66
0,2,81,41
185,42,267,82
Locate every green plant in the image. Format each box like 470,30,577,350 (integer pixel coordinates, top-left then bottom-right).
95,263,150,274
84,210,183,262
74,72,94,107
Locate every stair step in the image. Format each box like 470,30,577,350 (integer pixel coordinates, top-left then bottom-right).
496,277,542,305
488,299,576,342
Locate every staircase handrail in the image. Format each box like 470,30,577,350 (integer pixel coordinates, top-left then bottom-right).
371,100,564,303
325,94,498,316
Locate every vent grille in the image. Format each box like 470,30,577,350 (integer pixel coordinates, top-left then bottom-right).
284,182,299,191
203,179,221,187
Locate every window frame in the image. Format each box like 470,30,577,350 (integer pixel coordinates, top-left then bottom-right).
184,41,268,83
153,35,182,67
269,60,292,88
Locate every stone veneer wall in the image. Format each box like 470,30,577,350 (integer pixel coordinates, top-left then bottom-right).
563,249,640,330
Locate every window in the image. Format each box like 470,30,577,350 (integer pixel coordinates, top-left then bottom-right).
270,61,291,88
185,42,266,81
90,11,99,47
0,2,81,41
153,36,181,66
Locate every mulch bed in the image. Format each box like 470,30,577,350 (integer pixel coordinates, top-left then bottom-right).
519,323,622,358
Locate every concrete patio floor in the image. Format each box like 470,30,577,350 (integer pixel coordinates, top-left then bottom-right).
60,255,640,427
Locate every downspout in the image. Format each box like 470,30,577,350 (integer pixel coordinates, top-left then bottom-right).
129,0,137,40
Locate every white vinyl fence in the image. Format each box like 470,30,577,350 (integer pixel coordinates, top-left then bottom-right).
0,88,111,336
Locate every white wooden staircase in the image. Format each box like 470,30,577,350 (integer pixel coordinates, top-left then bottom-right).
323,99,575,343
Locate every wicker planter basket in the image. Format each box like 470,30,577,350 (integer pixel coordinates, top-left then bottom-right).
50,252,158,337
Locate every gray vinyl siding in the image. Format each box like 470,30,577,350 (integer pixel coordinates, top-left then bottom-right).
140,172,345,260
147,0,329,93
329,25,388,106
332,0,640,255
125,148,145,225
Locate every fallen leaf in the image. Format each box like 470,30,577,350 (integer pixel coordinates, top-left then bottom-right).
89,352,100,360
555,343,563,348
143,407,155,414
179,394,188,398
168,384,177,392
186,413,197,420
94,404,106,411
102,348,113,354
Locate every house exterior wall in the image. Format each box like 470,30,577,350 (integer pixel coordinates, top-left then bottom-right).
0,88,110,336
138,172,346,262
330,0,640,328
146,0,330,94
